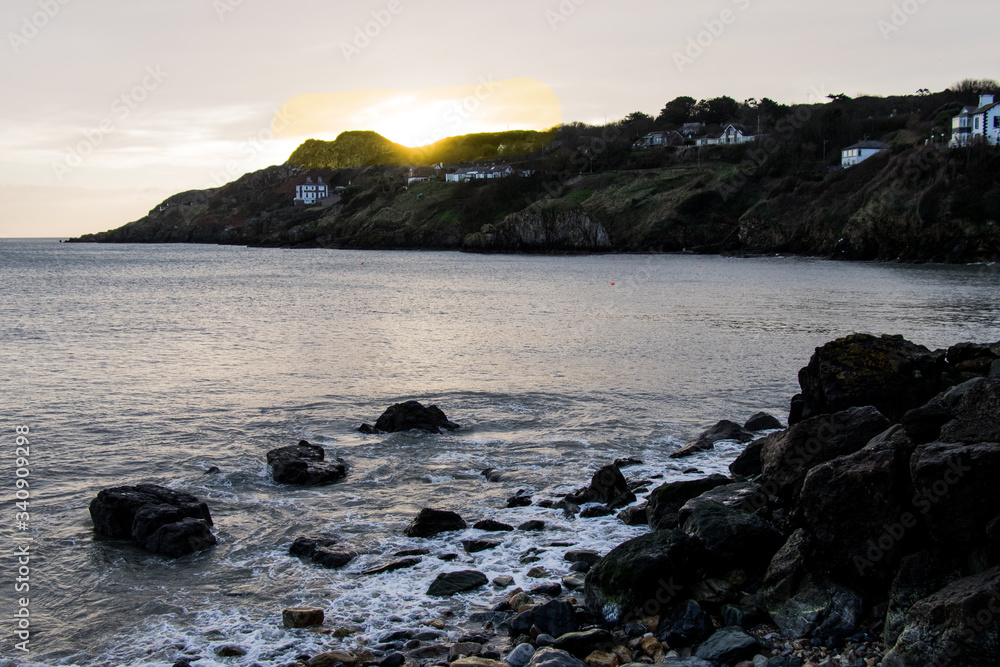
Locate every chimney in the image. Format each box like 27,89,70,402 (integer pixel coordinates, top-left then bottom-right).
980,94,995,107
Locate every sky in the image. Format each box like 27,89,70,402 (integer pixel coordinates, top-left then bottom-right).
1,0,997,238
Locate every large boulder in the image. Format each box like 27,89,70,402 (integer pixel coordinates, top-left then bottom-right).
509,599,578,638
426,570,488,596
289,536,357,569
694,627,760,664
565,465,636,509
883,550,963,646
883,567,1000,667
936,376,1000,444
404,508,467,538
524,648,586,667
744,412,783,431
645,475,731,531
790,334,953,424
584,529,701,623
669,421,755,459
655,599,713,648
89,483,215,558
266,441,347,485
362,401,460,434
680,501,783,576
759,406,891,500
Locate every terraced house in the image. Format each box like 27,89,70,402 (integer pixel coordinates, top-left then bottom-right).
951,93,1000,147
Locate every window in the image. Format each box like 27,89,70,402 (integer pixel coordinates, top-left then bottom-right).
975,117,980,129
995,116,999,129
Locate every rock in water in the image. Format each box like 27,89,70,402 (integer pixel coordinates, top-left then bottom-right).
565,464,635,509
656,599,713,647
744,412,783,431
524,648,586,667
426,570,488,596
89,483,215,558
283,607,324,628
645,475,731,531
669,420,755,458
509,599,578,638
404,508,467,538
364,400,460,434
266,441,347,486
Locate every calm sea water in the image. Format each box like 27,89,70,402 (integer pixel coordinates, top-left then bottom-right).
1,239,998,666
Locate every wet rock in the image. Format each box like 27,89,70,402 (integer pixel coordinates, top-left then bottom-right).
450,642,484,660
937,376,1000,443
267,441,348,486
553,629,614,658
670,421,756,458
88,483,216,558
283,607,324,628
482,468,503,482
883,550,963,646
361,557,422,575
518,520,546,531
363,401,460,434
527,566,549,578
584,529,701,623
525,649,587,667
616,504,648,526
656,599,713,648
564,550,602,566
729,439,766,477
508,492,533,508
758,406,890,500
394,548,431,557
530,583,562,597
474,519,515,532
745,413,783,432
580,505,613,518
404,508,467,538
694,627,759,664
790,334,954,424
569,561,590,573
614,458,643,468
562,573,587,590
309,650,357,667
427,570,489,596
681,501,783,575
464,539,502,553
493,575,515,588
506,643,536,667
509,599,578,638
883,567,1000,667
451,659,507,667
566,465,636,509
582,650,617,667
645,475,731,531
215,645,248,658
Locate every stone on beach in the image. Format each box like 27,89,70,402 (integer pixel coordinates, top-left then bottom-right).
282,607,324,628
404,508,467,538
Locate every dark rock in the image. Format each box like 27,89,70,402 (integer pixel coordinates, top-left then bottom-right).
393,548,430,557
551,628,614,658
565,465,636,509
645,475,731,531
883,550,963,646
379,630,413,643
359,423,377,434
694,627,759,664
883,567,1000,667
937,376,1000,444
367,400,460,434
426,570,488,596
289,536,356,569
88,483,215,558
791,334,953,424
656,599,713,648
670,420,756,458
564,550,601,565
509,599,578,639
361,557,422,575
529,583,562,597
677,481,761,521
758,406,891,499
680,501,783,575
584,529,701,623
568,561,590,573
506,643,536,667
473,519,514,532
901,402,953,444
290,536,339,559
518,520,546,531
614,458,643,468
745,412,783,431
215,645,247,658
481,468,503,482
267,441,347,486
579,505,613,518
729,438,766,477
524,647,585,667
205,466,221,474
617,504,648,526
404,508,467,538
312,549,357,569
507,492,533,508
379,653,405,667
463,539,501,553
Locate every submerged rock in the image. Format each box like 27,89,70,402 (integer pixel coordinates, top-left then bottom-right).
267,440,347,486
89,483,216,558
670,420,756,458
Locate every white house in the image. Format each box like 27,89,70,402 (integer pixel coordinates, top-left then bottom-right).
719,123,757,145
445,165,520,183
952,94,1000,147
841,140,891,167
294,177,329,205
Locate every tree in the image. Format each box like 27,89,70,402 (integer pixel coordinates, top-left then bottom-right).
691,96,741,125
621,111,655,139
950,78,1000,95
656,96,696,126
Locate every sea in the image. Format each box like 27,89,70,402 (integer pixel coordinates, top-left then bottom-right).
1,239,999,666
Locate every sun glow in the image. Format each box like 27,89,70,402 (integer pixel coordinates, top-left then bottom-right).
273,77,562,148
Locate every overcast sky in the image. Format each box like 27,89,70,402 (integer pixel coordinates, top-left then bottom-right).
1,0,997,238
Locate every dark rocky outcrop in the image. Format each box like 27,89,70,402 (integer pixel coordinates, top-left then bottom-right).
883,550,963,646
289,536,357,569
361,401,459,434
669,420,755,459
616,504,648,526
565,465,635,509
655,599,713,648
266,441,347,485
426,570,488,596
463,211,611,254
404,508,467,538
680,501,783,576
361,557,422,575
744,412,783,431
645,475,731,531
89,484,215,558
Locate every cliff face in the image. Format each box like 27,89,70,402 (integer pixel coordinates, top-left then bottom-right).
69,146,1000,263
